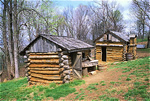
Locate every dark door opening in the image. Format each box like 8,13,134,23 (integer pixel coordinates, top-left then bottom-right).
102,47,106,61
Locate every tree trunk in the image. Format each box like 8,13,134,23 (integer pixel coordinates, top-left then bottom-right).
147,35,150,48
2,0,11,80
13,0,19,78
7,0,15,78
142,21,145,41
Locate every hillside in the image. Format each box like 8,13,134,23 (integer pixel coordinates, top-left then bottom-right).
0,56,149,101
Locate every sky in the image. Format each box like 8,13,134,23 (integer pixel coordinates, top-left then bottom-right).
52,0,133,34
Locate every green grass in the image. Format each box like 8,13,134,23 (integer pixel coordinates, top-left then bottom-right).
75,92,85,99
137,38,148,43
110,81,121,85
137,48,150,53
86,85,97,91
126,78,131,81
99,95,119,101
108,56,150,100
109,56,150,70
0,78,85,100
124,84,149,100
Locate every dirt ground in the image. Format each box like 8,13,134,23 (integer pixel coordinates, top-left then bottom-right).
58,48,150,100
58,67,133,100
137,51,150,58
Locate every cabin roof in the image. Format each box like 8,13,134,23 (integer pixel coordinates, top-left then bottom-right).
20,34,94,55
110,31,129,42
95,31,130,42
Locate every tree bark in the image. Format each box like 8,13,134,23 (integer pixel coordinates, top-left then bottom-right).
13,0,19,78
2,0,11,80
7,0,15,78
147,35,150,48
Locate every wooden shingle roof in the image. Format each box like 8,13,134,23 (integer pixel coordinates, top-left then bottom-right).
20,34,94,55
110,31,129,42
41,34,94,51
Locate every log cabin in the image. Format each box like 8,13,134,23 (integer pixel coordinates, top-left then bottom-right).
94,30,137,63
20,34,94,85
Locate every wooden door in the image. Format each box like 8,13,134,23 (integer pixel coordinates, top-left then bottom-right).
71,52,82,79
102,47,106,61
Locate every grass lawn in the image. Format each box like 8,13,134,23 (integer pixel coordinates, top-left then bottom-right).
68,56,150,100
137,38,148,43
0,78,85,100
137,48,150,53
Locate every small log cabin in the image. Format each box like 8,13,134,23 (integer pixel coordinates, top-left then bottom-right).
20,34,94,85
95,30,137,63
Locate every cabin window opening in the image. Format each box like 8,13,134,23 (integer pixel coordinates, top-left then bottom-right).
102,47,106,61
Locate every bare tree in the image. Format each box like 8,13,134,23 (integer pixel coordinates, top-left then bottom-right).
131,0,150,40
1,0,12,79
89,0,124,42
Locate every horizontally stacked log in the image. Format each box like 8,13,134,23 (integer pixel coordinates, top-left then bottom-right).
58,49,71,83
25,51,64,85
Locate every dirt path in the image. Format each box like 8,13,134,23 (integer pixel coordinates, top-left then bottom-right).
137,51,150,58
59,67,128,100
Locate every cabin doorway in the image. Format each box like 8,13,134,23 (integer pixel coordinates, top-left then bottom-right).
70,52,82,79
102,47,106,61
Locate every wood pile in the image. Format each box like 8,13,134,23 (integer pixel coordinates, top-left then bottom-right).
25,49,71,85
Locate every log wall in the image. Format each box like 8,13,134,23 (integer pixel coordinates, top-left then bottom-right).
128,37,137,59
25,50,71,85
96,42,124,62
106,47,123,62
96,46,102,63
